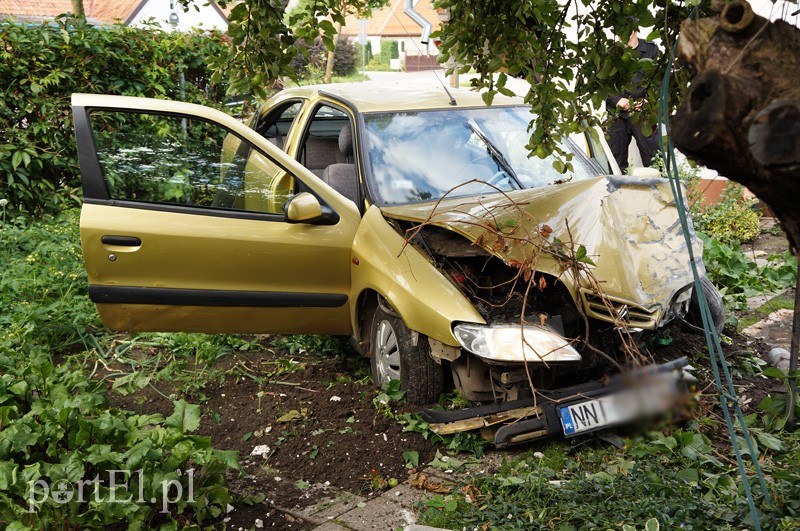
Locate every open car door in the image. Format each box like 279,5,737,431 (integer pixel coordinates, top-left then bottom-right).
72,94,360,335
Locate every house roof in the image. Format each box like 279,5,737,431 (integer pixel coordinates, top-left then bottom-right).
341,0,441,38
0,0,229,24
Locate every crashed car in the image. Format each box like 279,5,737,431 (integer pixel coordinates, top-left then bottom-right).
72,84,720,446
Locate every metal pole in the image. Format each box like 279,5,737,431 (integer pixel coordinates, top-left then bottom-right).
788,250,800,428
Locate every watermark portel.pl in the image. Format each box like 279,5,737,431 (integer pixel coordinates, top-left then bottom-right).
27,468,195,513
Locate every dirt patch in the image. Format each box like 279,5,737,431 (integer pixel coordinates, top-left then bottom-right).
745,218,792,257
105,349,439,529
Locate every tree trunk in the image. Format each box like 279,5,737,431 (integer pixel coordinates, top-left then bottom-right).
71,0,85,16
672,0,800,249
323,23,343,84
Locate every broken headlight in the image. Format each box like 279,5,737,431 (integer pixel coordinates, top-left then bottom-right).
452,323,582,364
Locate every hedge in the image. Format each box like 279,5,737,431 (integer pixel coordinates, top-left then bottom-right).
0,15,231,214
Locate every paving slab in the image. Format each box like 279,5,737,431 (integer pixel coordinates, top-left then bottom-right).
742,308,794,350
311,482,440,530
300,490,366,521
312,522,350,531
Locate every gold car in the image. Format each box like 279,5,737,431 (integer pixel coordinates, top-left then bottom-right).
72,84,720,443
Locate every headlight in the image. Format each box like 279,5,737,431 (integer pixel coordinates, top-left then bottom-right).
453,323,582,363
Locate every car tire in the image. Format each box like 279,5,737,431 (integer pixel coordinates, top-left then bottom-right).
370,305,443,405
686,276,725,335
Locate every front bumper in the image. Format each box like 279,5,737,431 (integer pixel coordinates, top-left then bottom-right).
421,357,690,448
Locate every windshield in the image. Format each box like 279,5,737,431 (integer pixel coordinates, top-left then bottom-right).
363,107,603,206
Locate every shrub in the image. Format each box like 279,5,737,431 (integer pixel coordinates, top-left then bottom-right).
692,182,761,244
355,41,374,64
671,161,761,244
379,40,400,64
0,15,231,215
333,36,358,76
0,210,240,527
291,35,358,79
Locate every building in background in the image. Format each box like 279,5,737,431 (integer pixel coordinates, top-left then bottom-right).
0,0,228,31
341,0,441,71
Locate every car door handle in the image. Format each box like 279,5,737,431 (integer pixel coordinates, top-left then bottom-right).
101,235,142,246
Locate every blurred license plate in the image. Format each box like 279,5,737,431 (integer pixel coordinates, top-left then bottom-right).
559,397,625,436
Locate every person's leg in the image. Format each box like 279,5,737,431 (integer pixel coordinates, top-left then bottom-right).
607,117,632,173
632,122,660,167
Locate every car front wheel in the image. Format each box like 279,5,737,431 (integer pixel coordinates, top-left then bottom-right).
686,276,725,335
370,304,443,405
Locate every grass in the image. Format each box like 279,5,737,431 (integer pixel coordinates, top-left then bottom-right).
737,293,796,332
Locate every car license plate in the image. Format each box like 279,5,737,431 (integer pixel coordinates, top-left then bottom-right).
559,375,682,436
559,396,626,436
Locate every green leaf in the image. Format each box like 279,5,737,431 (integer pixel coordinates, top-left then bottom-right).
403,450,419,468
645,518,660,531
213,449,242,471
0,461,18,490
675,467,699,484
166,400,201,434
755,431,783,452
762,366,786,379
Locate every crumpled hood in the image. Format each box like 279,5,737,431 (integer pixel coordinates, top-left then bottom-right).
380,176,703,327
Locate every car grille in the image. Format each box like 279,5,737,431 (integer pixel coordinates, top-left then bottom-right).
580,289,658,329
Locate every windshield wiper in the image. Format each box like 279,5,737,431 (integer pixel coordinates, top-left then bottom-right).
465,121,522,188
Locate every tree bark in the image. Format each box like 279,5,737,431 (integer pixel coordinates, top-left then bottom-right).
323,23,343,84
71,0,85,16
672,0,800,249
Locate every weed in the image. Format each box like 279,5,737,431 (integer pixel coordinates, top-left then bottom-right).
272,334,352,357
373,379,406,417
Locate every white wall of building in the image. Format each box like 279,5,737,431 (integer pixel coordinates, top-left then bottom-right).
130,0,227,32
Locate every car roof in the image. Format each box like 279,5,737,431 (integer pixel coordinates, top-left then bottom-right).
274,82,526,114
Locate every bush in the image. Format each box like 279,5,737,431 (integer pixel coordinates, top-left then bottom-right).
355,41,374,64
693,183,761,244
333,36,358,77
0,15,231,215
669,161,761,244
379,40,400,64
291,35,359,80
0,210,240,527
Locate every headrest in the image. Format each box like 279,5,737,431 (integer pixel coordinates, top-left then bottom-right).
338,123,353,157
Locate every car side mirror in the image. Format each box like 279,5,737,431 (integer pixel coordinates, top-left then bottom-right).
284,192,339,225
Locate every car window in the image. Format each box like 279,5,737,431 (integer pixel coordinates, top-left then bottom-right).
582,131,615,174
298,104,352,176
90,110,292,215
254,101,302,150
362,107,602,206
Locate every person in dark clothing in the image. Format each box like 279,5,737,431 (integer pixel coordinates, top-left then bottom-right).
605,24,660,172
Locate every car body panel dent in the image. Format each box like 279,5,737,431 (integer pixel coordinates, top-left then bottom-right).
380,176,702,328
350,205,485,346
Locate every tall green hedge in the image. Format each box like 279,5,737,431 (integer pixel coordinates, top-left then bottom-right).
378,40,399,64
0,15,231,214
